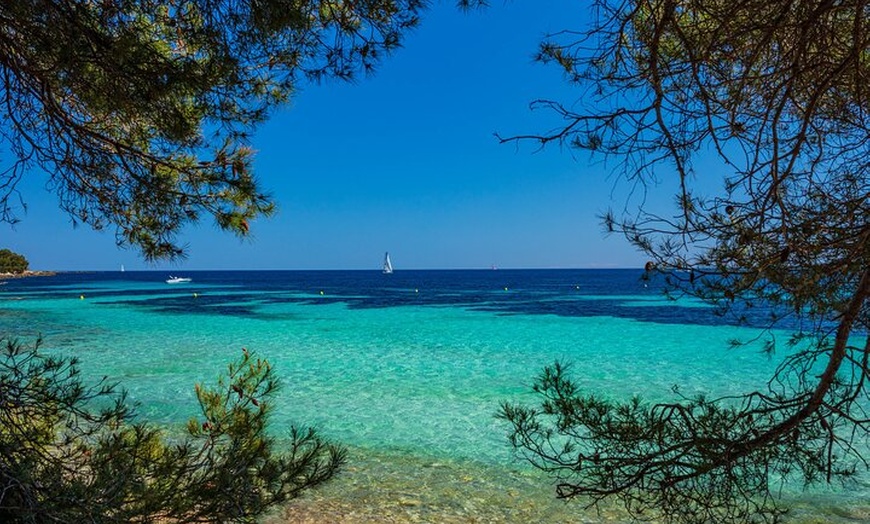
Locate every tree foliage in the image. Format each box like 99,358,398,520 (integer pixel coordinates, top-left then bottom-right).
500,0,870,522
0,248,28,273
0,0,438,260
0,338,344,523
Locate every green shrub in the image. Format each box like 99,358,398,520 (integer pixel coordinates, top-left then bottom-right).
0,337,344,523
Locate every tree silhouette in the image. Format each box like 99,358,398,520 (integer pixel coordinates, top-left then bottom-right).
500,0,870,522
0,0,429,260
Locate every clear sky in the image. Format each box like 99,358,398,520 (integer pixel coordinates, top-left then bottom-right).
5,1,673,271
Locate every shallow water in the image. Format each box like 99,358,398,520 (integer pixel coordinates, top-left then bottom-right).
1,269,868,522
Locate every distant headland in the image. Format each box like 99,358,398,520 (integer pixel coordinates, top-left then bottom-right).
0,270,56,279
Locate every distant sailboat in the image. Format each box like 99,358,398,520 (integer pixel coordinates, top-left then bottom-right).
382,252,393,274
120,264,125,273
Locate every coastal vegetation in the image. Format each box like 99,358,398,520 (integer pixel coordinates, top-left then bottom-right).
500,0,870,522
0,337,343,522
0,249,28,274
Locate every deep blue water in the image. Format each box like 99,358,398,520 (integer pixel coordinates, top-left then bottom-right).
4,268,752,327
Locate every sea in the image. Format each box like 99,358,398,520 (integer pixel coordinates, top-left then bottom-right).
1,269,868,523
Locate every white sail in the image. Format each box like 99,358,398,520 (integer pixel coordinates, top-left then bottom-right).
382,252,393,274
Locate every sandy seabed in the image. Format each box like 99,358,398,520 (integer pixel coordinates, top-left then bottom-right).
263,448,870,524
265,448,611,524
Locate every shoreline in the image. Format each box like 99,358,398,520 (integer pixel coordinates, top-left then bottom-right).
264,446,870,524
0,270,57,279
264,447,603,524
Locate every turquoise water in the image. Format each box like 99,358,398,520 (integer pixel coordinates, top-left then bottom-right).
1,270,868,522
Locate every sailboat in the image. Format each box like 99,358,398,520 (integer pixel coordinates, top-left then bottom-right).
382,252,393,274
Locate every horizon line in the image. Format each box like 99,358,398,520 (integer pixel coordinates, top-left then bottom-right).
40,266,646,273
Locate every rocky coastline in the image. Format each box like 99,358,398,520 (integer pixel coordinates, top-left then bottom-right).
0,270,56,279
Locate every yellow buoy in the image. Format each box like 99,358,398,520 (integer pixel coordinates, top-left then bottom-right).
79,295,84,300
503,287,508,291
193,293,198,298
319,290,324,295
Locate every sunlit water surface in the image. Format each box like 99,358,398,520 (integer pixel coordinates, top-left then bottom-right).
2,270,867,523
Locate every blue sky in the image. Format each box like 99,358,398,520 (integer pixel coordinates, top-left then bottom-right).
6,1,673,271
